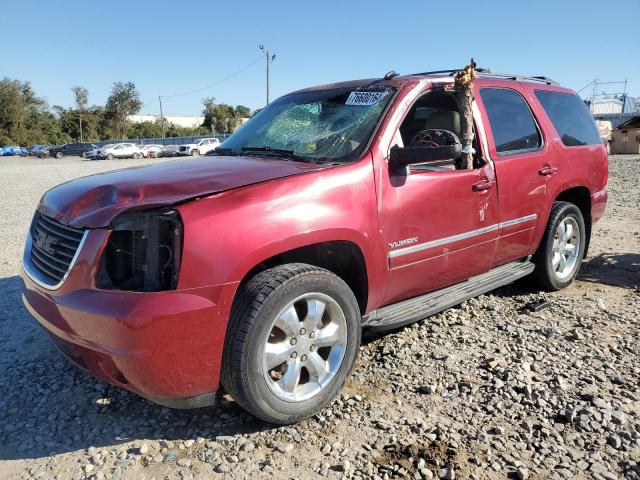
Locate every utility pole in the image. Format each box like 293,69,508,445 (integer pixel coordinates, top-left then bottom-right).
159,95,165,139
79,114,83,143
259,44,276,105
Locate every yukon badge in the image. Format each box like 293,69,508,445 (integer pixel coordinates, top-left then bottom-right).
36,231,58,255
388,236,419,249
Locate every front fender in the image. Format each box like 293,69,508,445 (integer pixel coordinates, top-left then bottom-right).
176,158,386,309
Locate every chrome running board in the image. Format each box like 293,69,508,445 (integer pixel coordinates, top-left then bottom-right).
362,259,534,332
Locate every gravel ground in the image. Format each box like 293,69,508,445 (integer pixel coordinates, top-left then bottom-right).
0,155,638,480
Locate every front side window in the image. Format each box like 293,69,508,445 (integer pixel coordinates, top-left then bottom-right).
535,91,601,146
221,86,397,162
480,88,541,154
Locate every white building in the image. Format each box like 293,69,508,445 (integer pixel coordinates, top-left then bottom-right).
128,115,205,128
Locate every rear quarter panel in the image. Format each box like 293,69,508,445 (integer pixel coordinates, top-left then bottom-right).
522,82,608,247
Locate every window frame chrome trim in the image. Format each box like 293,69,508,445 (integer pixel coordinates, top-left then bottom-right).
388,214,537,259
22,229,89,291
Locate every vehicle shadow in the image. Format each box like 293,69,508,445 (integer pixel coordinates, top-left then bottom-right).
362,252,640,345
578,252,640,289
0,275,276,461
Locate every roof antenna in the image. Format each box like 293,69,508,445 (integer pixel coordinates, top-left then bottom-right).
384,71,399,80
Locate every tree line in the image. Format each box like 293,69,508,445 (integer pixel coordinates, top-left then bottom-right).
0,77,253,147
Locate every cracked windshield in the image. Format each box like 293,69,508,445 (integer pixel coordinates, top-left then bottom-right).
220,86,396,161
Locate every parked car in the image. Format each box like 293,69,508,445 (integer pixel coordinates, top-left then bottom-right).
30,145,50,158
49,143,97,158
96,143,144,160
30,145,46,154
84,144,113,160
138,144,164,158
177,138,220,156
157,145,179,158
1,145,28,156
21,69,607,424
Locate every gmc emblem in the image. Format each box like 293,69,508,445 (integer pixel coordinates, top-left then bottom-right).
36,231,57,255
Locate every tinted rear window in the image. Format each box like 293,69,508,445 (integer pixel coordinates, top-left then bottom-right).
535,91,601,146
480,88,542,154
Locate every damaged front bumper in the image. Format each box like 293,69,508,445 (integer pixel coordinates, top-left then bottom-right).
20,228,231,408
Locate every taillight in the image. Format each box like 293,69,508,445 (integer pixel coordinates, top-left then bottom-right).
97,210,182,291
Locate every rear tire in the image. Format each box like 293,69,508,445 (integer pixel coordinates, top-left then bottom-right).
132,152,141,159
532,201,586,291
221,263,361,424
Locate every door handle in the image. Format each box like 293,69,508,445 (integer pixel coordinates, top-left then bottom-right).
472,179,496,192
538,166,558,176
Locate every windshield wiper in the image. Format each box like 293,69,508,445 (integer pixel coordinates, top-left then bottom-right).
241,146,296,156
212,147,238,156
240,146,331,164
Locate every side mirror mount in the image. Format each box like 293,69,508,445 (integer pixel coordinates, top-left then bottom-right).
389,129,462,173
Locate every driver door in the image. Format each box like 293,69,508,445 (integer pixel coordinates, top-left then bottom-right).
377,94,499,305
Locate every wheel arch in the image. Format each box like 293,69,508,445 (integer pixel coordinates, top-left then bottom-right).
236,240,369,315
555,186,592,255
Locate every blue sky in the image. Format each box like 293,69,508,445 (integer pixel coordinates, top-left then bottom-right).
2,0,638,115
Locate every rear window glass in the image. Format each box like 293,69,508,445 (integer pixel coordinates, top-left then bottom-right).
480,88,542,154
535,91,601,146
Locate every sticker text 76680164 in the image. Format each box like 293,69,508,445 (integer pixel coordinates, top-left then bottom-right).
345,91,387,106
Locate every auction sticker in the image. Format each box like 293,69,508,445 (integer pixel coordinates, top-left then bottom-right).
345,91,387,106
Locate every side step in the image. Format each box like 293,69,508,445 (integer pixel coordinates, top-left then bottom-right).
362,259,534,332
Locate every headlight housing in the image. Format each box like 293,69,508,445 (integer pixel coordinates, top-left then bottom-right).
97,209,182,291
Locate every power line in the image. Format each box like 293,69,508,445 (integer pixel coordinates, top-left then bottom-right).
139,97,159,110
576,80,595,95
161,57,263,98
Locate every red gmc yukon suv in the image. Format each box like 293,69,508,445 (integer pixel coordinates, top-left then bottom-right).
22,70,608,424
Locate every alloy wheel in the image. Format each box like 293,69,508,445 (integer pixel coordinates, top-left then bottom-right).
262,293,347,403
551,217,580,280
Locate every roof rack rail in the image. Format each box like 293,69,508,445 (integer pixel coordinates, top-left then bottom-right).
410,68,558,86
412,68,492,76
476,72,558,85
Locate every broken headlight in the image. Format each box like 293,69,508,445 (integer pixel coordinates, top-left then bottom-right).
97,210,182,291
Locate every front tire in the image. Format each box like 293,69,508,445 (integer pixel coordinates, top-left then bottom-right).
55,152,63,159
191,149,200,156
532,201,586,291
221,264,361,424
106,153,114,160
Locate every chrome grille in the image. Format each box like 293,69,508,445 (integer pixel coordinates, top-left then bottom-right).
28,212,85,285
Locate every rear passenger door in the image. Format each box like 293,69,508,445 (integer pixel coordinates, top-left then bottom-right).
476,84,555,267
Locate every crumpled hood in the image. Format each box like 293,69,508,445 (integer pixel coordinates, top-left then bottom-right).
38,156,332,228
